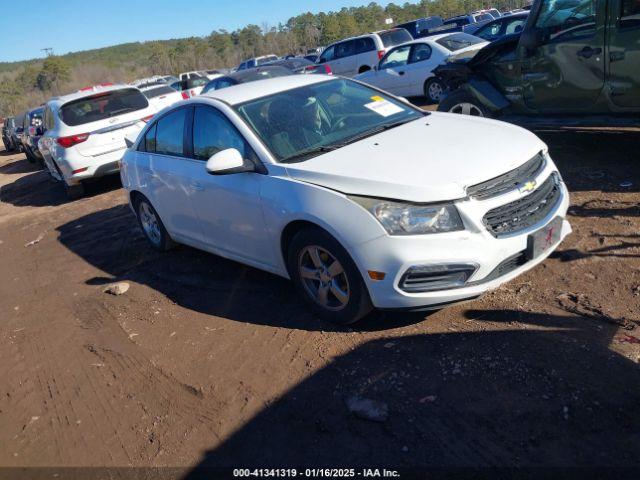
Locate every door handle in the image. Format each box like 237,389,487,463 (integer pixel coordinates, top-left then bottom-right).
190,181,204,191
576,46,602,59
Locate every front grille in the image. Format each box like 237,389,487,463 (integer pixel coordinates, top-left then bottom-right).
483,173,561,237
467,153,546,200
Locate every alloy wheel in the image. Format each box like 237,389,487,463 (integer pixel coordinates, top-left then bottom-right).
298,245,350,311
448,102,484,116
428,81,444,102
139,202,162,246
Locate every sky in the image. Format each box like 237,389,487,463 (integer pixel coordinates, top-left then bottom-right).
0,0,396,63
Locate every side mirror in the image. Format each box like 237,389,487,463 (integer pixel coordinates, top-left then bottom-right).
520,27,544,51
205,148,253,175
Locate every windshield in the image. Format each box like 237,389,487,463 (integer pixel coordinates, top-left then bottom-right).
379,29,413,47
60,88,148,127
235,78,424,163
436,33,485,51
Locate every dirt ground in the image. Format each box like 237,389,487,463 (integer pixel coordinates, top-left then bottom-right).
1,123,639,477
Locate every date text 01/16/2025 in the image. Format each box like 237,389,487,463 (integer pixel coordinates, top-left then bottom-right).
232,468,401,478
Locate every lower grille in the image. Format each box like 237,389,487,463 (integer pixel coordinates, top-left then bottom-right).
483,173,561,237
474,251,528,285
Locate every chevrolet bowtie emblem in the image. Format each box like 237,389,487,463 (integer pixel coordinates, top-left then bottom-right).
519,180,537,193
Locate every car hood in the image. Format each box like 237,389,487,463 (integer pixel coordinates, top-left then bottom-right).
284,112,546,203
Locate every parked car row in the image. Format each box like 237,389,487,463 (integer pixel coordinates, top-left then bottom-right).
2,3,583,325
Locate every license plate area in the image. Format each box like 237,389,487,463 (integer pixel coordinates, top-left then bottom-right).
526,216,563,260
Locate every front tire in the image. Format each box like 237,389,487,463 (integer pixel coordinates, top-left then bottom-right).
134,195,175,251
287,228,372,325
438,89,490,117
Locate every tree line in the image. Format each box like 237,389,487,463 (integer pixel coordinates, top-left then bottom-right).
0,0,528,118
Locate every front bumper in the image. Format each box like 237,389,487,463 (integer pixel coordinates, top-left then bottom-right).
352,176,571,310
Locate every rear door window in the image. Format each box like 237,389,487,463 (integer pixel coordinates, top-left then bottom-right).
155,108,186,156
60,88,149,126
355,37,376,53
409,43,432,63
335,40,356,59
379,29,413,47
319,45,336,63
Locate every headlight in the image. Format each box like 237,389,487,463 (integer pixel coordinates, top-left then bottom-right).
348,195,464,235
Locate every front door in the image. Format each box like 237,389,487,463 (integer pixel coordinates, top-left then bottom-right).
607,0,640,107
374,44,413,96
186,106,276,269
522,0,606,112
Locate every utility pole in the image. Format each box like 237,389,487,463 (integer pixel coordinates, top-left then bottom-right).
41,48,53,57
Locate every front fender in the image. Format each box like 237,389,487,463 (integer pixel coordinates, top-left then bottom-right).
464,79,511,112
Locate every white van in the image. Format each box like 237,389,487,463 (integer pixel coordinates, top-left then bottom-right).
316,28,413,77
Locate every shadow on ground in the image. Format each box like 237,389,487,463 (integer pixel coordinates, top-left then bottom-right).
182,309,640,475
56,204,428,332
1,171,122,208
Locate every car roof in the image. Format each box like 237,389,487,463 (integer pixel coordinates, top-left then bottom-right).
201,74,335,105
48,83,138,108
220,65,293,82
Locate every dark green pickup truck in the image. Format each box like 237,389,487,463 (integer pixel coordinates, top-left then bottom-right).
436,0,640,126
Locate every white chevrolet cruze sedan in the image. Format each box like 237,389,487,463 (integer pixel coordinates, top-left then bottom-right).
121,75,571,324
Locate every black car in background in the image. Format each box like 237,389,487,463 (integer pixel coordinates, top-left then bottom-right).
22,107,45,164
9,113,25,153
470,12,529,42
265,57,333,75
200,66,294,94
396,16,444,38
2,117,16,151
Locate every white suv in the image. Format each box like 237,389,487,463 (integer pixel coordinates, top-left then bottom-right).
121,75,571,325
39,83,155,198
317,28,413,77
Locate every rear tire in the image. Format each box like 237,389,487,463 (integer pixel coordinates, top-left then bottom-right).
438,89,490,117
65,182,85,200
133,195,175,251
424,78,446,104
287,227,373,325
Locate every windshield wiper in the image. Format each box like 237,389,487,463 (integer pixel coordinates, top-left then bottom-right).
281,145,337,163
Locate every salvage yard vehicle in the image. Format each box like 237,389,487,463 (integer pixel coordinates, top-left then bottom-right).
140,83,184,113
437,0,640,126
472,11,529,42
316,28,413,76
2,117,17,151
22,106,45,164
121,75,571,324
200,66,294,94
237,55,279,70
39,83,156,198
355,33,488,103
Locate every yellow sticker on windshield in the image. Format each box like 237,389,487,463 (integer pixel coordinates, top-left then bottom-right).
370,95,384,102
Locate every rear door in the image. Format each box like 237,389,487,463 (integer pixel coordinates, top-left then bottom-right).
334,40,357,76
354,37,378,72
143,107,203,243
522,0,605,112
607,0,640,107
